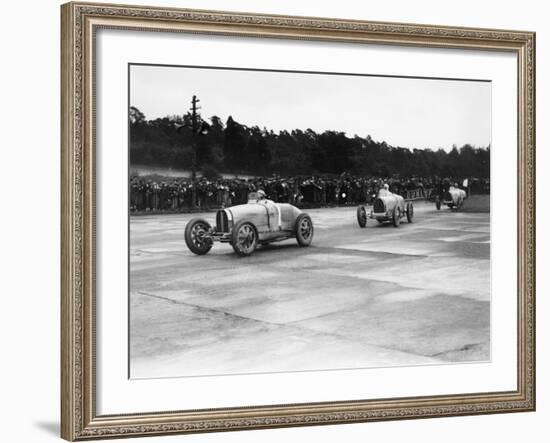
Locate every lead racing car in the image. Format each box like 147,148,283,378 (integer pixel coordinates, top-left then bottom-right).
184,191,314,257
435,185,467,210
356,187,413,228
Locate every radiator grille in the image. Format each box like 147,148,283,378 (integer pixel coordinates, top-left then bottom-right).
373,199,386,213
444,192,453,202
216,210,229,232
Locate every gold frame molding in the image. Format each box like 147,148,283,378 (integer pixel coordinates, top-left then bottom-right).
61,2,536,440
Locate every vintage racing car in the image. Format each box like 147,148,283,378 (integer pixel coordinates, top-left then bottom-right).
435,185,467,210
356,188,413,228
184,191,314,256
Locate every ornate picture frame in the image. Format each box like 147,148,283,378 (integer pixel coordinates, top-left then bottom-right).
61,1,535,440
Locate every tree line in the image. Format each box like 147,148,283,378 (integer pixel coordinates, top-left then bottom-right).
129,106,490,179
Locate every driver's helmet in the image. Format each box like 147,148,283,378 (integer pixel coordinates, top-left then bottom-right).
257,189,267,200
377,183,391,197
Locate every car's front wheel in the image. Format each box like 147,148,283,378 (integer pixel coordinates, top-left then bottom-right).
435,198,441,210
356,206,367,228
406,202,414,223
184,218,213,255
231,221,258,256
392,207,401,227
296,213,314,246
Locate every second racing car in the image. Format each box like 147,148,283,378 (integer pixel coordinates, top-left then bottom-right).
356,185,413,228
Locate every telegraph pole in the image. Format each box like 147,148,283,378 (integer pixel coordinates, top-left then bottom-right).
190,95,199,208
177,95,209,209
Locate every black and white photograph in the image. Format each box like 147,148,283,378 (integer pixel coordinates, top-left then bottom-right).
128,64,491,379
2,0,545,440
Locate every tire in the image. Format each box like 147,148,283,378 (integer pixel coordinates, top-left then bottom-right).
231,221,258,256
406,202,414,223
435,198,441,210
184,218,213,255
392,207,401,227
356,206,367,228
296,213,314,246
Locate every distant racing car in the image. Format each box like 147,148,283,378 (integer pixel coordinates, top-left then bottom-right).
435,185,467,210
184,191,314,256
357,188,413,228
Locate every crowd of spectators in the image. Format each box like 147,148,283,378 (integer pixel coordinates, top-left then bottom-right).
129,174,490,212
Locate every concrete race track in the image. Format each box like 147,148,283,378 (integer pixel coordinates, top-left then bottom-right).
129,200,490,378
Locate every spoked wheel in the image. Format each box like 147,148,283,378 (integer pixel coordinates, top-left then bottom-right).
392,207,401,227
356,206,367,228
406,202,414,223
296,213,314,246
184,218,213,255
231,221,258,256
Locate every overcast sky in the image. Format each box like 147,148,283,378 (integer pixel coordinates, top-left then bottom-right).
130,64,491,152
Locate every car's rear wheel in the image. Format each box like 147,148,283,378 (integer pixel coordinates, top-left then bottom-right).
184,218,213,255
296,213,314,246
356,206,367,228
231,221,258,256
392,207,401,227
406,202,414,223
